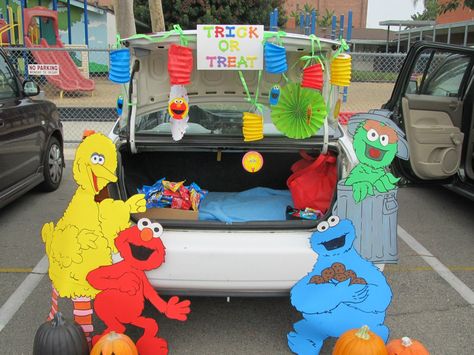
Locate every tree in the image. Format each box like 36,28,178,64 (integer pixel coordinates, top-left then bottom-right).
411,0,439,20
113,0,136,38
413,0,474,14
134,0,286,32
149,0,165,32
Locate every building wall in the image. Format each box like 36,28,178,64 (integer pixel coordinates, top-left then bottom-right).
437,0,474,24
285,0,368,29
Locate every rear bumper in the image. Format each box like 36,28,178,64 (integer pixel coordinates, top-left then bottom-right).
114,229,318,296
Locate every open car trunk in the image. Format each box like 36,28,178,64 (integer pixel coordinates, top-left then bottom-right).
118,145,340,229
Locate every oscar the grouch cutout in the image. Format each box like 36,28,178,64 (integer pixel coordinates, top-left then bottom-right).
345,112,409,203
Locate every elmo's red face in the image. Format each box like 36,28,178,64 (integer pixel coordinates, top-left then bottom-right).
115,218,165,271
168,98,189,120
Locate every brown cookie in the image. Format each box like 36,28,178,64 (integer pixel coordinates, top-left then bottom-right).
345,270,357,280
350,277,367,285
322,267,335,281
309,275,325,284
331,262,346,274
334,273,349,282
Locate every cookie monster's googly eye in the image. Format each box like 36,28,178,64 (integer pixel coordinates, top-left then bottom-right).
380,134,389,147
367,129,379,142
137,218,151,231
328,216,340,227
90,153,100,164
97,155,105,165
151,223,163,238
317,221,329,232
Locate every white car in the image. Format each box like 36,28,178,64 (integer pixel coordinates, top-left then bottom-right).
109,31,358,296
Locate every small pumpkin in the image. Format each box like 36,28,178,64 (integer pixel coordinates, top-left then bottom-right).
333,325,388,355
386,336,430,355
90,331,138,355
33,312,88,355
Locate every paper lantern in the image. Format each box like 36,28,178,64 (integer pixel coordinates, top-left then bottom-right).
242,112,264,142
168,44,193,85
302,63,324,91
331,53,352,87
264,42,288,74
109,48,130,84
271,83,327,139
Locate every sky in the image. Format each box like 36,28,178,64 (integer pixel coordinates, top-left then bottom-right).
366,0,425,28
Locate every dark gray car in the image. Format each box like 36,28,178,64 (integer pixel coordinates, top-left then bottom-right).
0,49,64,208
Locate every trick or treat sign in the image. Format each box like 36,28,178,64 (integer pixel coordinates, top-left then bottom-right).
197,25,264,70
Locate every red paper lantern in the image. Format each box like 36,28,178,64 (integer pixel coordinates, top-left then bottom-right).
168,44,193,85
302,63,324,91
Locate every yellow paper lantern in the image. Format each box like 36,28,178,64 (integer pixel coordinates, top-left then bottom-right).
331,53,352,87
242,112,264,142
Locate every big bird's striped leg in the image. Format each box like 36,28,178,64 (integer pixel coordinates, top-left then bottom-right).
72,296,94,345
47,285,59,321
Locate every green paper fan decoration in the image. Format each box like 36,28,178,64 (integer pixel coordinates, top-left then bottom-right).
271,83,327,139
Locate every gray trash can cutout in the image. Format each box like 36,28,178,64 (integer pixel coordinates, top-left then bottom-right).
334,180,399,263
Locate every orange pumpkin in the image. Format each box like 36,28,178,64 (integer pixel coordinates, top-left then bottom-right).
333,325,388,355
90,331,138,355
386,336,430,355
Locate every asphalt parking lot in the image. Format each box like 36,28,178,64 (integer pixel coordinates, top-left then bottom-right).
0,164,473,355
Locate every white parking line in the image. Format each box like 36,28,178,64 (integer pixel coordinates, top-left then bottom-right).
0,255,48,333
398,225,474,307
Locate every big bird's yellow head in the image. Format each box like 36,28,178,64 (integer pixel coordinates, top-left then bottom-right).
73,133,118,195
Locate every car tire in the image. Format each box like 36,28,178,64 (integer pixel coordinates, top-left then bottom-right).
39,136,63,192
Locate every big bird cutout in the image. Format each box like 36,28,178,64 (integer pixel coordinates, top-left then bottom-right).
41,133,146,343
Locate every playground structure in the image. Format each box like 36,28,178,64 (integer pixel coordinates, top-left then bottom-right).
0,2,95,97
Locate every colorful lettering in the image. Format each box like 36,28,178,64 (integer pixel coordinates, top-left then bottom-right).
218,40,229,52
217,56,227,68
215,26,225,38
225,26,236,38
237,56,248,68
203,26,214,38
206,56,217,68
236,27,247,38
228,56,236,68
246,55,257,68
229,40,240,52
248,26,259,39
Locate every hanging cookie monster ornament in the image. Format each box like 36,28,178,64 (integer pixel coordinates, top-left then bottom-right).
269,85,281,105
288,216,392,355
87,218,191,355
345,111,409,203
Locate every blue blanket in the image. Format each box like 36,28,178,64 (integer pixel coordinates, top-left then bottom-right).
199,187,293,223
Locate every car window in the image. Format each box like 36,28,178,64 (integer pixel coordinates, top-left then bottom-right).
135,103,342,139
422,55,470,97
0,54,19,100
404,49,471,98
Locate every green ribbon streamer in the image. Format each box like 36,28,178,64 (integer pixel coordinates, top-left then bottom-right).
238,70,264,114
263,30,287,46
300,34,325,70
333,38,350,59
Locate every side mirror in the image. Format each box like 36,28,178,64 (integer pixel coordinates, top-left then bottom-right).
23,80,40,97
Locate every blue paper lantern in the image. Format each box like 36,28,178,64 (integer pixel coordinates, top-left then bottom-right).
109,48,131,84
264,42,288,74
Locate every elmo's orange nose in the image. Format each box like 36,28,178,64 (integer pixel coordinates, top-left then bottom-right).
140,228,153,241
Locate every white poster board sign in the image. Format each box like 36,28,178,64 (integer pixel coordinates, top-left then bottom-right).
197,25,264,70
28,64,59,76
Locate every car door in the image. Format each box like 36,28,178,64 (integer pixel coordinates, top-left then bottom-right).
385,42,474,182
0,52,43,193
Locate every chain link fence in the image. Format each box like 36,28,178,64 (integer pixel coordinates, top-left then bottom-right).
3,46,120,145
4,46,408,144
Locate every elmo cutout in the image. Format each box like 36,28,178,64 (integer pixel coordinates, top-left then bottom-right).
87,218,191,355
168,97,189,120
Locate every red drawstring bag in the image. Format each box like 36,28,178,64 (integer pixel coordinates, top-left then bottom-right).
287,151,338,213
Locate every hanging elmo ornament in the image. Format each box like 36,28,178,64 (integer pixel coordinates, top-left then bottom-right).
168,97,189,120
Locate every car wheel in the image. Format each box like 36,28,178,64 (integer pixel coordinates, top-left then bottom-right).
39,136,63,192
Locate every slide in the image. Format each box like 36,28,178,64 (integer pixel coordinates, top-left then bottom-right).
25,37,95,92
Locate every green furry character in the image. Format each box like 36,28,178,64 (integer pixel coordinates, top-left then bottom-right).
345,113,409,203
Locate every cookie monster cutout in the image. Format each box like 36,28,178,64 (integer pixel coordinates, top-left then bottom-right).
87,218,191,355
288,216,392,355
269,85,281,105
345,110,409,203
